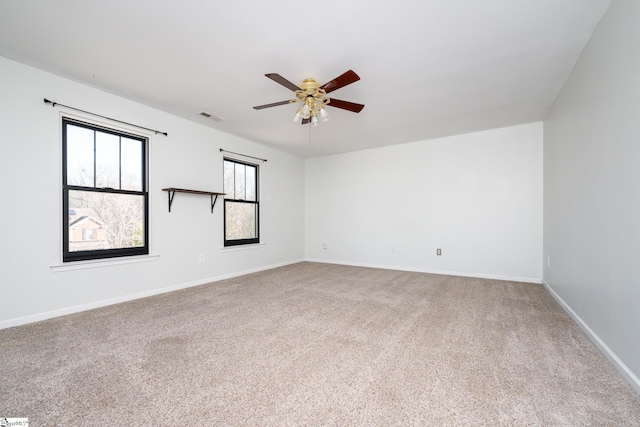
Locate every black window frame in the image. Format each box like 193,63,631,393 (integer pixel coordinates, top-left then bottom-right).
62,117,149,262
223,158,260,247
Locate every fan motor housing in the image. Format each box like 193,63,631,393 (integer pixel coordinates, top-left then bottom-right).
300,78,320,92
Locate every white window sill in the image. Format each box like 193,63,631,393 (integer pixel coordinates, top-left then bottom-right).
50,254,160,272
220,243,266,252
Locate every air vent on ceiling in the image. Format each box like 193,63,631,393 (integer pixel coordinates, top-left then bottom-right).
199,112,224,122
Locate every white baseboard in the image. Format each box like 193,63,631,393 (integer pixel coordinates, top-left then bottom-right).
305,258,542,284
542,279,640,395
0,259,304,330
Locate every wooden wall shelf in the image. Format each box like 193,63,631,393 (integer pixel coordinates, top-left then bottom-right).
162,188,225,213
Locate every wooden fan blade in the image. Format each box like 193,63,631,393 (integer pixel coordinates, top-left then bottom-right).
265,73,300,92
321,70,360,94
253,100,295,110
327,98,365,113
302,118,312,125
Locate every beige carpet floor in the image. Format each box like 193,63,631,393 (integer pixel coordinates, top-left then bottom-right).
2,262,640,426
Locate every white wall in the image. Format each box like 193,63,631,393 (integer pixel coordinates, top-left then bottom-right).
0,57,305,327
543,0,640,389
305,123,543,282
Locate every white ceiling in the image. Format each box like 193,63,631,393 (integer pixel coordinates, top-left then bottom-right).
0,0,611,158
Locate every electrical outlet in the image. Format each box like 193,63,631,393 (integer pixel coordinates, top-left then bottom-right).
437,249,442,256
198,254,205,263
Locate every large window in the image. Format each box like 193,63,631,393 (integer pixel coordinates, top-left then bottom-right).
62,118,148,262
223,158,259,246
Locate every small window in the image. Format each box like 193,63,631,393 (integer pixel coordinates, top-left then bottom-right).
82,228,95,241
62,118,148,261
223,158,259,246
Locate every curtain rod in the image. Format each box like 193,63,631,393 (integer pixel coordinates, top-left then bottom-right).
44,98,168,136
220,148,267,162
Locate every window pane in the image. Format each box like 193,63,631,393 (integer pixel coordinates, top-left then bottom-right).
224,160,235,199
234,164,246,200
68,190,145,252
66,125,95,186
245,165,256,202
225,201,256,240
95,131,120,189
121,137,143,191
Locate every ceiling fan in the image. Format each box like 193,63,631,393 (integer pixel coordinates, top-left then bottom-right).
253,70,364,126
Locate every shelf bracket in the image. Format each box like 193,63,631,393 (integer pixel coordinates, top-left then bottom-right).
167,189,176,212
211,194,219,213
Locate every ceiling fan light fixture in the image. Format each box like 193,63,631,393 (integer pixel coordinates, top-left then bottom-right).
301,103,311,119
291,110,303,124
316,105,329,122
